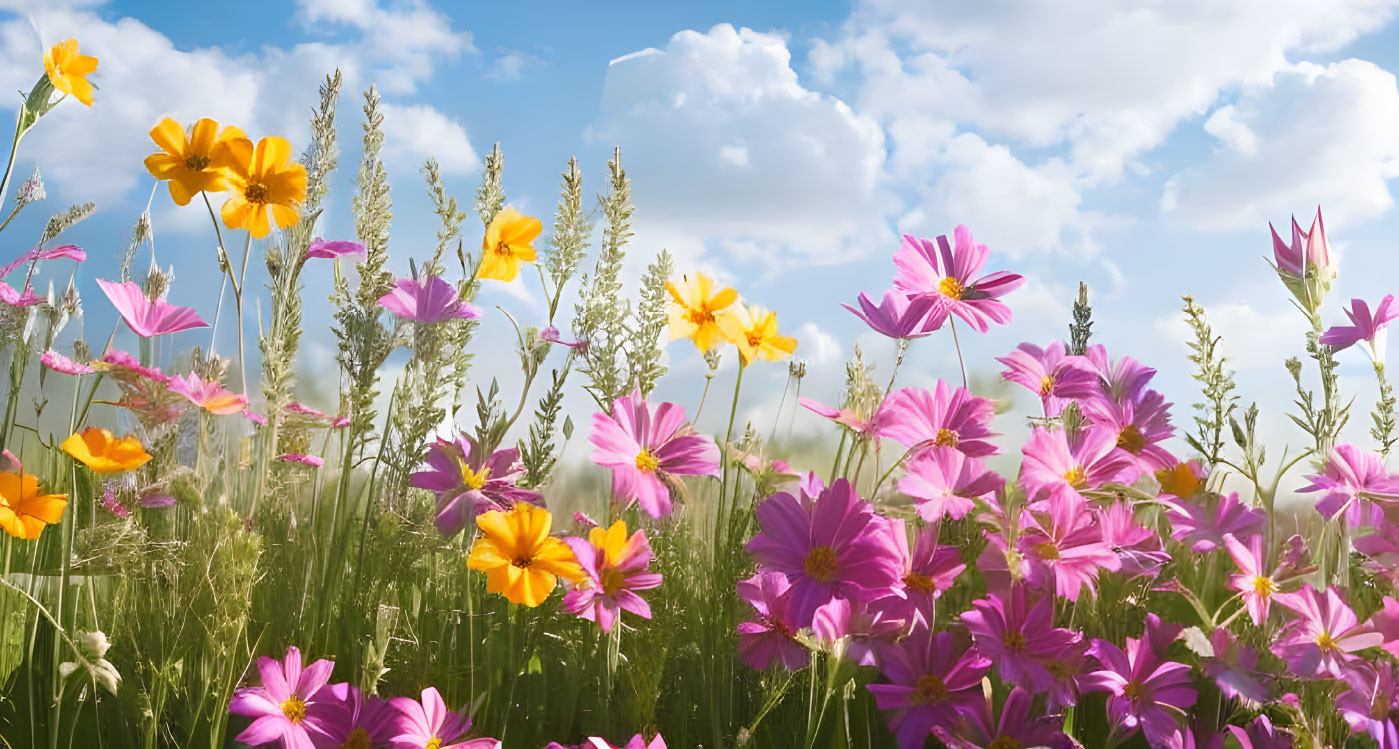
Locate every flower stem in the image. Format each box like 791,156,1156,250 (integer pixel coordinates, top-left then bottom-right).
949,318,968,389
233,231,253,396
717,364,745,553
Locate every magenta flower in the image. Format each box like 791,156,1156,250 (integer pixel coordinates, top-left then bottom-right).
1201,628,1268,703
319,683,401,748
1097,501,1169,578
1225,715,1293,749
0,244,84,306
1322,295,1399,362
799,397,887,438
410,433,541,538
1081,626,1197,746
1164,492,1265,553
97,349,171,384
1269,208,1334,307
1339,663,1399,746
306,237,366,261
1224,533,1280,626
878,382,999,458
996,341,1098,418
278,454,325,467
540,325,585,349
892,226,1025,333
377,275,482,323
546,735,667,749
843,289,936,339
1371,596,1399,659
588,388,720,518
1300,443,1399,527
562,521,662,633
812,595,910,667
228,646,341,748
97,279,208,337
1079,388,1176,480
946,687,1072,749
40,350,93,375
867,625,991,749
892,521,964,623
746,479,904,625
389,687,498,749
1083,344,1158,404
166,372,249,415
960,585,1079,693
736,571,808,671
1041,636,1092,710
1271,585,1382,678
1018,426,1132,506
897,447,1002,521
1018,497,1121,602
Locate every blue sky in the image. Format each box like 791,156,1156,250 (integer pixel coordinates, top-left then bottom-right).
5,0,1399,477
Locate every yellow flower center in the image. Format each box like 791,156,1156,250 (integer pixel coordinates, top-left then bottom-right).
1122,681,1144,700
938,276,965,300
1252,576,1277,597
425,740,443,749
1039,374,1055,396
1117,425,1146,454
988,738,1023,749
911,673,948,705
1001,630,1027,652
934,428,959,448
686,308,716,327
1033,542,1060,561
903,572,938,594
804,545,839,582
185,154,211,171
1317,631,1335,650
1063,465,1086,489
244,182,270,204
635,449,660,472
460,462,491,491
601,567,627,595
342,728,372,749
512,555,534,569
280,695,307,724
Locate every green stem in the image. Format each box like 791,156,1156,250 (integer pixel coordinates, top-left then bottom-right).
716,364,745,552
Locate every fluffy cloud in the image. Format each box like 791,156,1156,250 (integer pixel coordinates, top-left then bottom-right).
1162,60,1399,229
380,103,478,177
294,0,474,94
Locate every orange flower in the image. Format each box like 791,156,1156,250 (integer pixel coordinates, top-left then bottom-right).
467,504,582,607
479,206,542,282
1156,460,1204,498
0,472,67,540
43,39,98,107
215,135,307,238
144,117,247,206
666,273,738,352
718,302,798,366
60,428,152,473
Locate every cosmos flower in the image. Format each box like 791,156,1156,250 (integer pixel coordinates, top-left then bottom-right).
277,454,325,468
479,206,542,282
1338,663,1399,747
1224,716,1294,749
996,341,1098,418
40,350,93,375
1164,492,1265,553
143,117,246,205
166,372,249,415
389,687,499,749
1018,496,1122,602
0,472,67,540
1322,295,1399,363
1081,623,1197,746
892,521,965,621
878,382,999,458
1271,585,1382,678
897,447,1002,521
1201,628,1269,704
466,504,582,607
1300,443,1399,527
799,397,888,438
588,388,719,518
546,734,667,749
318,683,400,749
1079,388,1176,479
97,279,208,337
228,647,341,748
718,302,798,366
1082,344,1159,405
736,571,808,671
305,237,366,261
1097,501,1169,578
1225,533,1281,626
843,289,936,340
0,244,85,307
867,625,991,749
410,433,541,539
1018,426,1132,506
44,39,98,107
812,595,910,667
378,275,482,323
665,273,737,352
945,687,1073,749
562,520,662,633
215,134,308,239
960,585,1079,693
60,428,152,473
892,226,1025,333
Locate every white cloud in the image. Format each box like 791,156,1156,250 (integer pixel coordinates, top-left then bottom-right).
1152,298,1299,372
486,50,547,80
294,0,474,95
379,103,478,177
1163,59,1399,229
795,321,841,367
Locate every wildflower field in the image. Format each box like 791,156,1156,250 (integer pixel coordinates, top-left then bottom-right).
9,34,1399,749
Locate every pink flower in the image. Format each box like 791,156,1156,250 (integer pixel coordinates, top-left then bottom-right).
799,397,886,437
377,275,482,323
97,278,208,337
1017,496,1121,602
588,388,719,518
1322,295,1399,362
1083,344,1157,405
892,521,964,623
1300,443,1399,527
388,687,498,749
746,479,905,625
960,585,1080,693
228,646,342,748
736,571,808,671
40,350,93,375
97,350,171,384
1018,426,1133,506
1269,208,1333,290
878,382,999,458
318,683,401,749
540,325,585,349
278,454,325,467
1079,388,1176,479
843,289,936,340
1271,585,1382,678
1338,663,1399,746
1225,715,1293,749
1224,533,1279,626
306,237,366,261
243,410,268,427
409,433,541,539
546,735,667,749
812,595,910,667
562,521,662,633
867,625,991,749
1081,621,1197,746
945,687,1073,749
892,226,1025,333
0,244,85,307
897,447,1002,521
1201,628,1269,703
166,372,249,415
996,341,1098,418
1164,492,1265,553
1097,501,1169,579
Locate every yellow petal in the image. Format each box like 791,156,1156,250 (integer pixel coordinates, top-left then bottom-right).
188,118,220,156
148,118,187,158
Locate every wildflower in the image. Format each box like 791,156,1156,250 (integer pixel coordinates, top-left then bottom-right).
897,447,1002,522
389,687,499,749
996,341,1098,417
718,302,797,366
143,118,247,205
1300,443,1399,527
1164,492,1265,553
306,237,366,261
40,350,93,375
1081,625,1197,746
216,135,308,238
540,325,585,349
166,372,249,415
1156,460,1205,499
1322,295,1399,363
277,454,324,467
0,244,86,307
947,687,1072,749
1097,501,1169,578
746,479,904,624
843,289,935,340
1370,597,1399,658
1268,208,1334,311
867,625,991,749
891,226,1025,333
0,472,67,540
1224,716,1293,749
1080,388,1176,479
228,647,341,748
1041,637,1092,710
588,388,719,518
892,521,964,621
736,571,809,671
1018,426,1132,506
242,410,267,427
1338,663,1399,746
97,279,208,337
961,585,1080,693
95,349,171,384
378,275,482,323
319,683,400,749
812,595,909,667
1225,533,1280,626
799,397,887,438
562,520,662,633
44,39,98,107
1201,628,1269,703
1272,585,1382,678
476,205,542,282
60,428,152,473
665,272,738,352
410,433,541,539
878,382,999,458
466,504,582,607
1018,496,1122,602
546,735,667,749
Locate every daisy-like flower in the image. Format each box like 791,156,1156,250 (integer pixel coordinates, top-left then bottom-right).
0,472,67,540
60,428,152,473
960,585,1079,693
892,522,965,621
305,237,366,262
799,397,888,439
378,275,482,324
1082,343,1157,400
97,279,208,338
878,382,999,458
718,302,797,366
143,117,247,205
1081,624,1197,746
1338,663,1399,746
319,683,400,749
228,646,341,748
410,433,541,539
1300,443,1399,527
389,687,499,749
996,341,1098,418
166,372,249,415
736,571,808,671
1097,501,1169,578
867,625,991,749
478,206,542,282
892,226,1025,333
1272,585,1382,678
44,39,98,107
1156,460,1206,499
1225,533,1281,626
946,687,1073,749
897,447,1002,522
588,388,720,518
1165,492,1265,553
1080,388,1176,479
562,520,662,633
812,595,910,667
1018,426,1132,506
1018,496,1122,602
0,244,85,307
1268,207,1334,312
1201,628,1269,703
843,289,936,340
216,134,308,239
1225,715,1293,749
40,350,93,375
746,479,905,625
665,272,738,352
466,504,583,608
1322,295,1399,363
546,734,667,749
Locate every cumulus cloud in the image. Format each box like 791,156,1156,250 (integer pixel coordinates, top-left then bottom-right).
380,103,478,177
294,0,474,94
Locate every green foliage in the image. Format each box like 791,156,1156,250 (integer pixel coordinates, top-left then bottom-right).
1180,294,1238,467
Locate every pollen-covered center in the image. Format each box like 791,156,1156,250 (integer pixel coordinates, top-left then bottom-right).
1001,630,1028,652
1252,575,1277,597
635,448,660,473
804,545,840,582
685,307,716,327
935,428,959,448
1039,374,1055,396
1033,542,1061,561
243,182,270,204
911,673,948,704
425,739,443,749
937,276,965,300
1063,465,1086,489
1117,425,1147,454
280,695,307,724
460,462,491,490
341,728,372,749
1122,681,1144,700
903,572,938,594
185,154,211,171
1316,630,1336,650
600,567,627,595
988,737,1024,749
511,555,534,569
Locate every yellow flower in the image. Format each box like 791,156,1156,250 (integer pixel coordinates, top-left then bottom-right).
479,206,542,282
666,273,738,352
60,428,153,474
1155,461,1203,498
143,118,247,206
719,302,797,366
0,472,68,540
216,135,307,239
44,39,98,108
467,504,582,607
